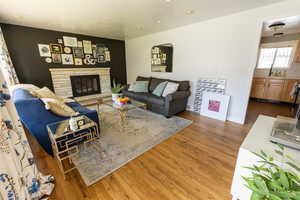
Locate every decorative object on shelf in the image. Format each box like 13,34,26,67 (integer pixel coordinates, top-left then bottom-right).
95,44,106,63
200,92,230,121
57,38,63,44
63,46,71,54
77,41,83,47
63,36,78,47
270,116,300,150
192,78,226,113
52,53,62,63
61,54,74,65
38,44,51,57
74,58,83,66
105,48,111,61
83,40,92,54
111,79,124,101
45,57,52,63
243,145,300,200
49,43,62,53
151,43,173,72
83,54,96,65
72,47,84,58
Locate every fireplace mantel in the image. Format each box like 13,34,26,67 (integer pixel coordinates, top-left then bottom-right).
49,67,111,100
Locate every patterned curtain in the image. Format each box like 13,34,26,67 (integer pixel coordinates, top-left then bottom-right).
0,27,54,199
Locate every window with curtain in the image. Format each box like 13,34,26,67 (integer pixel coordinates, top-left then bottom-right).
257,47,293,69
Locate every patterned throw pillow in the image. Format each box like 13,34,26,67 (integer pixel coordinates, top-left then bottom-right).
162,82,179,97
128,81,149,92
31,87,74,103
152,81,168,96
41,98,79,117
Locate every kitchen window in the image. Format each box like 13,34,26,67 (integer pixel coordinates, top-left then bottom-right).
257,47,293,69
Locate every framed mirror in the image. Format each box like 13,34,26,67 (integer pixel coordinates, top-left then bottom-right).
151,43,173,72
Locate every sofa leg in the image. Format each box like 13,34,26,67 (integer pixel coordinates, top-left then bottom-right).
165,115,171,119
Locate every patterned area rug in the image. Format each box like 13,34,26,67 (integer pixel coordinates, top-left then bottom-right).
71,105,192,186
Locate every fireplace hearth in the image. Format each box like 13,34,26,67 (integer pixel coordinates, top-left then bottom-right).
70,75,101,97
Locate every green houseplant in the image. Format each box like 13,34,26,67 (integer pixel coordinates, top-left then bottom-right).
111,79,124,101
243,144,300,200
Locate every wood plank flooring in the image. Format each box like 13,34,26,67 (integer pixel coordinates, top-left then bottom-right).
29,100,293,200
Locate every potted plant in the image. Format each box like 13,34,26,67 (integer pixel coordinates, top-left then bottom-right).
111,79,124,102
243,144,300,200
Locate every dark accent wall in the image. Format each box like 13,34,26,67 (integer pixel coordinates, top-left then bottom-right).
0,23,126,90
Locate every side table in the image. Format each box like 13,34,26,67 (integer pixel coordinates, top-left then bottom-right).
47,115,99,179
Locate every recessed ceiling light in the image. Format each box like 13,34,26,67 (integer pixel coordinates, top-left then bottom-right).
185,9,195,15
165,0,172,2
136,27,143,31
156,20,161,24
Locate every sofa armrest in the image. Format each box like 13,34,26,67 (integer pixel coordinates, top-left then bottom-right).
165,91,191,102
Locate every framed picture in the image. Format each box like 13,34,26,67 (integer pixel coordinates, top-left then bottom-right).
61,54,74,65
38,44,51,57
45,57,52,63
74,58,83,66
63,36,78,47
73,47,84,58
83,40,92,54
77,41,83,47
63,47,72,54
52,53,62,63
200,92,230,121
57,39,63,44
49,43,62,53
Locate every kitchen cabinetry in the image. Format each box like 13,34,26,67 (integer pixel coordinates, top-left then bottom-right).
250,78,299,103
294,40,300,63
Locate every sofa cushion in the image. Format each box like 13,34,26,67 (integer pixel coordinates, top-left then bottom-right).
162,82,179,97
152,81,168,96
122,90,150,102
166,80,189,91
128,81,149,92
41,98,79,117
149,78,166,92
147,94,165,106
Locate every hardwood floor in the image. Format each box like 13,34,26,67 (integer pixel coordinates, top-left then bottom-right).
30,100,293,200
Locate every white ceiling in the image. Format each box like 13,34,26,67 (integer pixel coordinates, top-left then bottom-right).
0,0,284,40
262,15,300,37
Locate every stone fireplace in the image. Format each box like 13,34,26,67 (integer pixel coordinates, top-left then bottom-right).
49,68,111,101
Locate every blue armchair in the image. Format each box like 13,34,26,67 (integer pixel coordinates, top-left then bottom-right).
13,89,99,155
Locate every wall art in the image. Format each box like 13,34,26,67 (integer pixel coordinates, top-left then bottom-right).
49,43,62,53
74,58,83,66
83,54,96,65
200,92,230,121
57,38,63,44
63,47,71,54
38,44,51,57
192,78,226,113
83,40,92,54
45,57,52,63
151,43,173,72
52,53,62,63
61,54,74,65
105,49,111,61
77,41,83,47
63,36,78,47
73,47,84,58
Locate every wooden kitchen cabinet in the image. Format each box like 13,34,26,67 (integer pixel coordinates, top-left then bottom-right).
250,78,299,102
250,78,266,99
294,40,300,63
264,79,284,101
281,79,299,103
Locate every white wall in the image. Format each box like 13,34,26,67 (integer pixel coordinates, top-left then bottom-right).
125,0,300,124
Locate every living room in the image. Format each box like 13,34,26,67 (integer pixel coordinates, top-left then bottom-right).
1,0,300,200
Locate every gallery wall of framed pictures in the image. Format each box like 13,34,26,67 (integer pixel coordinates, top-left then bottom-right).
38,36,111,66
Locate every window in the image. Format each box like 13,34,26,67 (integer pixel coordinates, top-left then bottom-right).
257,47,293,69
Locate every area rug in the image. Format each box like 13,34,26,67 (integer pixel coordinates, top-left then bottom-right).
71,105,192,186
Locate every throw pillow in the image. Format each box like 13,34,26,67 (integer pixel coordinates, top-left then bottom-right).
31,87,75,103
162,82,179,97
9,84,40,93
152,81,168,96
128,81,149,92
41,98,79,117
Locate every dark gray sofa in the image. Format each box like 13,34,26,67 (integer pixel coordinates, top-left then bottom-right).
122,76,191,117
